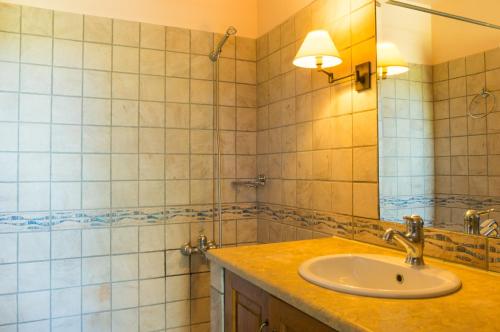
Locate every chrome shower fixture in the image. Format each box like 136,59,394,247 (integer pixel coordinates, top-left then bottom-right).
209,26,237,62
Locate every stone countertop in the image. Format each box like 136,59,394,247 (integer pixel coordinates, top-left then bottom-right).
206,237,500,332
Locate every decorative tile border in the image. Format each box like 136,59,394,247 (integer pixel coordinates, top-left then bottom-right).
381,194,500,211
0,212,51,233
258,203,497,271
0,203,258,232
487,238,500,273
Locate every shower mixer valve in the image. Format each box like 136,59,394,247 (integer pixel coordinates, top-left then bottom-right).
180,234,217,257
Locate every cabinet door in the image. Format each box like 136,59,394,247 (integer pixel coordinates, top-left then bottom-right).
268,296,337,332
225,271,269,332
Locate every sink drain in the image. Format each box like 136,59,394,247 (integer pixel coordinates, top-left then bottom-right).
396,274,404,283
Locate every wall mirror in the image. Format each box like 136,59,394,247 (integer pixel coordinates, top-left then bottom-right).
376,0,500,236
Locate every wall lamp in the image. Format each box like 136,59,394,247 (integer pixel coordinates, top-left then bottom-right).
293,30,371,91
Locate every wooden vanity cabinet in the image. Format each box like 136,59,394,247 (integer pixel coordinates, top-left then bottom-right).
224,271,337,332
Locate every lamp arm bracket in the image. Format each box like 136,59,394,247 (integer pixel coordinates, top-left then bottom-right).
315,61,371,92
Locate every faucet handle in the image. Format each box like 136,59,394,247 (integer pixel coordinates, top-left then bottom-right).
466,208,495,218
478,208,495,215
403,215,424,234
403,214,424,225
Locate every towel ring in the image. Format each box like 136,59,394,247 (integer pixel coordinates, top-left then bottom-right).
468,88,496,119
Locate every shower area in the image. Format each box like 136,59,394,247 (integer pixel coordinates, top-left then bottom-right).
0,2,258,331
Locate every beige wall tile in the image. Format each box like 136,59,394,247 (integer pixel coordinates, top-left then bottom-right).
485,47,500,70
165,129,189,153
236,37,256,61
332,182,352,215
22,6,52,36
236,60,256,84
84,43,112,70
312,181,331,211
0,32,20,62
353,146,377,182
140,49,165,75
53,67,82,96
165,77,189,103
190,79,213,105
139,128,164,153
113,46,139,73
191,130,213,154
191,30,213,55
0,3,21,33
465,52,485,75
112,73,139,99
21,35,52,65
350,3,375,45
20,64,49,94
165,154,189,180
166,51,190,78
54,39,82,68
353,182,378,218
353,110,376,146
191,155,213,179
113,19,139,47
84,16,112,43
165,180,189,205
83,70,111,98
54,11,83,40
190,179,213,204
112,127,138,153
332,115,353,148
219,82,236,106
140,23,165,50
191,54,213,80
140,75,164,102
112,100,138,126
166,27,190,53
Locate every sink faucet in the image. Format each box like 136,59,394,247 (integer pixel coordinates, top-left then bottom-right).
383,215,425,266
464,209,494,235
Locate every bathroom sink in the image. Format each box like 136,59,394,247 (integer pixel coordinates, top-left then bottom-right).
298,254,461,299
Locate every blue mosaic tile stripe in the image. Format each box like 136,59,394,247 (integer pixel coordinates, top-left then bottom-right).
0,203,258,232
379,195,435,208
52,210,111,229
381,194,500,210
0,212,51,232
258,203,353,238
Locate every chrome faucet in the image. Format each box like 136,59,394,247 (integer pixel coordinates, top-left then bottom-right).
464,209,494,235
383,215,425,266
180,234,217,257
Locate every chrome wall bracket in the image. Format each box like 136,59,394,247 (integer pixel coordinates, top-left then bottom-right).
231,174,266,188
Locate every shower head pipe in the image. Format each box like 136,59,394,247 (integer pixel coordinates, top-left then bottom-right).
209,26,237,62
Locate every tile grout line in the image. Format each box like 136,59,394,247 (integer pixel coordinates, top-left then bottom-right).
15,6,22,332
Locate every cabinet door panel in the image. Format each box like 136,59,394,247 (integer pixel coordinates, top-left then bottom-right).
225,271,268,332
268,296,337,332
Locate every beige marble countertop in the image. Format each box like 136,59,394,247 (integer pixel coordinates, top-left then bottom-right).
207,237,500,332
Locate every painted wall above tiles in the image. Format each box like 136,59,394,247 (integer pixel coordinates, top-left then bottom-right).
2,0,260,37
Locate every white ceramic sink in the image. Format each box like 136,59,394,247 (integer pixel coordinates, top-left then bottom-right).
299,254,461,299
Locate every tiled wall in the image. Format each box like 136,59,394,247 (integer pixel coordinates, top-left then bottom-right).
378,63,435,223
0,2,257,331
255,0,379,243
253,0,500,274
433,47,500,231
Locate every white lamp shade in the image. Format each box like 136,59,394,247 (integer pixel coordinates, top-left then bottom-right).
377,42,409,77
293,30,342,69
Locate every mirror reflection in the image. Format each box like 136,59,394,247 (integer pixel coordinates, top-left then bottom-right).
376,0,500,236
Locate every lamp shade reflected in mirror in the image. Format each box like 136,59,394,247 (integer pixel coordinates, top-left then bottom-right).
377,42,409,78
